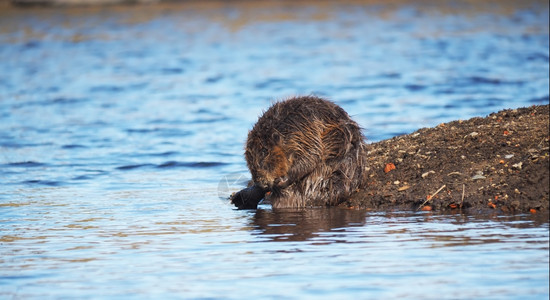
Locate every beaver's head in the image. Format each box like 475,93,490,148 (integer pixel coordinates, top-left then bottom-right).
245,131,291,190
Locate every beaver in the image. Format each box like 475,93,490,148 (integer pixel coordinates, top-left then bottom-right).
231,96,367,209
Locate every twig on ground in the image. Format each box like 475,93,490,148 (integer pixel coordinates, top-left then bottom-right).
417,184,446,211
460,184,465,209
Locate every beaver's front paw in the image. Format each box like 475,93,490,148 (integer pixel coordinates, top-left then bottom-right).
230,185,267,209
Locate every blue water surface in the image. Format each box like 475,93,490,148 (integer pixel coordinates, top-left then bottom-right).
0,1,549,299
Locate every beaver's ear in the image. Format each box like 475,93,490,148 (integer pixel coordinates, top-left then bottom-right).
272,132,281,144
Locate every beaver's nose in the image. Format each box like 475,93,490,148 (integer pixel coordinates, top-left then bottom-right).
255,180,269,189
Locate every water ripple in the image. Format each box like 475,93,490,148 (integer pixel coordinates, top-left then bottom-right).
21,179,62,186
157,161,228,168
115,161,229,171
3,161,46,167
116,164,155,171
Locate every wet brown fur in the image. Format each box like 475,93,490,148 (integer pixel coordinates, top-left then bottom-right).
244,96,367,208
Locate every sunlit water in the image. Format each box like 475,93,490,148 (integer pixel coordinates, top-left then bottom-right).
1,1,549,299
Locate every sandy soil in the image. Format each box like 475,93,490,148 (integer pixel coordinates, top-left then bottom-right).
343,104,549,214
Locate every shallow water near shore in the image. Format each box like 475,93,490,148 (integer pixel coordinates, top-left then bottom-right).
1,1,549,298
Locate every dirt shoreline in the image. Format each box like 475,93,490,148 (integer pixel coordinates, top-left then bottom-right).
341,104,549,214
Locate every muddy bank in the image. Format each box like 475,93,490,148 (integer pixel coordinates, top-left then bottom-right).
343,104,549,214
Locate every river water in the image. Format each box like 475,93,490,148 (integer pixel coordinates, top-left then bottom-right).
1,1,549,299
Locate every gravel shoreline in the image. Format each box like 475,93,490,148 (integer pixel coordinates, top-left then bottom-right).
343,104,549,214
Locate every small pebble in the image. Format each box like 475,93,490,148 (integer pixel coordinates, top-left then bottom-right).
472,171,485,180
472,174,486,180
422,171,435,178
512,162,523,170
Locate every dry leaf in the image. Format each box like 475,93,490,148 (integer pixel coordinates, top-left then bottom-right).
384,163,396,173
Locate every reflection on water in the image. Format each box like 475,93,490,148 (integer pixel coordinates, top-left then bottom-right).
251,208,367,242
250,207,550,246
0,0,549,299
